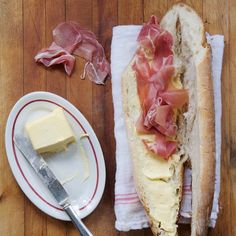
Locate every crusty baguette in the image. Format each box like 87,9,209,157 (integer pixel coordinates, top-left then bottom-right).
122,64,184,236
161,4,215,235
121,3,215,236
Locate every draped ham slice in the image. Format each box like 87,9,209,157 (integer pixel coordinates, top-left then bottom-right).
53,22,83,53
136,112,150,134
151,54,173,73
154,30,173,58
34,42,75,76
149,65,174,91
133,16,188,159
160,89,189,108
84,59,110,85
133,50,151,81
137,18,161,53
53,22,110,84
83,43,111,84
35,21,110,84
137,15,173,58
144,103,176,137
73,42,97,62
154,105,173,127
143,134,177,160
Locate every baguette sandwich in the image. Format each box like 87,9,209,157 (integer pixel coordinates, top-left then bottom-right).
121,3,215,236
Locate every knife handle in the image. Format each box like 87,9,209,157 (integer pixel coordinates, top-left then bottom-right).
64,205,93,236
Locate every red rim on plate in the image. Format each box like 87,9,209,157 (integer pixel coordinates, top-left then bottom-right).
11,99,99,212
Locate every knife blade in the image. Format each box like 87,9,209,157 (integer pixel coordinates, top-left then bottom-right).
14,134,93,236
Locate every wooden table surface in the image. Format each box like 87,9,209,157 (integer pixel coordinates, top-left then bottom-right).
0,0,233,235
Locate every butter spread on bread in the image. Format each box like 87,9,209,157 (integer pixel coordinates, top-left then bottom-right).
121,3,215,236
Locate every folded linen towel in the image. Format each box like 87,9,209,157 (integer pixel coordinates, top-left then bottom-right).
111,25,224,231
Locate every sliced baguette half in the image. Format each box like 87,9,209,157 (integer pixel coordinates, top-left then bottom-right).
121,3,215,236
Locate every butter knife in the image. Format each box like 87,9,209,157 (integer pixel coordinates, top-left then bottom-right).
14,135,93,236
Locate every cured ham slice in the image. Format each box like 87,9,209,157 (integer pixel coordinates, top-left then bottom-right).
73,42,97,62
35,21,110,84
53,22,110,84
151,55,173,73
133,16,188,159
53,22,83,53
136,112,150,134
154,105,173,127
144,103,176,136
149,65,174,91
137,15,173,59
132,51,151,81
34,42,75,76
156,122,176,137
154,30,173,58
84,59,110,85
143,134,177,160
82,43,110,84
137,16,161,53
160,89,189,108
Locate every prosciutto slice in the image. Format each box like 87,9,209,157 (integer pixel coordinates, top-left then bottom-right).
137,15,173,58
53,22,83,53
35,21,110,84
136,112,150,134
144,103,176,137
132,50,151,81
151,54,173,73
34,42,75,76
133,16,188,159
137,16,161,53
53,22,110,84
143,134,177,160
149,65,174,91
160,89,189,108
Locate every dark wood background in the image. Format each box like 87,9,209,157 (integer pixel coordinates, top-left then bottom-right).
0,0,233,235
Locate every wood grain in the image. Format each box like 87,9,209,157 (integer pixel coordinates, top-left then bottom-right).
0,0,233,235
65,1,93,235
46,0,67,99
144,0,168,21
45,1,67,236
0,1,24,236
229,0,236,235
118,0,143,24
90,1,117,236
66,0,93,124
23,0,47,235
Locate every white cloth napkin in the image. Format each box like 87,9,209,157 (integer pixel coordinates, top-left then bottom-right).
111,25,224,231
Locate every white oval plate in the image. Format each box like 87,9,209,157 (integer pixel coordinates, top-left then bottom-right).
5,91,106,221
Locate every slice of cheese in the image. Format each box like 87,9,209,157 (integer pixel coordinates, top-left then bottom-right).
25,108,76,153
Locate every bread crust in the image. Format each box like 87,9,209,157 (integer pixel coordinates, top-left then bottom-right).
122,64,183,236
121,3,215,236
193,47,215,236
161,3,215,235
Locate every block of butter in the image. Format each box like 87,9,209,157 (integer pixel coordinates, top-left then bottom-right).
25,108,76,154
